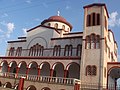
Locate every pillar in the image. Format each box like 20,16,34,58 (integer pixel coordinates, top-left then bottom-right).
115,78,117,90
18,77,25,90
37,68,40,80
38,68,40,76
50,69,53,77
64,70,68,84
74,83,80,90
26,67,30,79
64,70,68,78
26,68,30,75
16,67,20,78
8,66,11,72
7,66,11,77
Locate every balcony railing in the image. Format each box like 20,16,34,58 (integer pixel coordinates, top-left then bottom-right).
0,72,80,85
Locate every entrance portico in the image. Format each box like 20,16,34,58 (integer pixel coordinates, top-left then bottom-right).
107,62,120,89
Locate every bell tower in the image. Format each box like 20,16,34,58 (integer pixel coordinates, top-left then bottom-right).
80,3,109,87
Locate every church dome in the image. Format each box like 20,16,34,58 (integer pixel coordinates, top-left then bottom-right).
48,16,67,23
41,15,72,30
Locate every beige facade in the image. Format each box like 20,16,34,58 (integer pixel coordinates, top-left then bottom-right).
0,3,119,90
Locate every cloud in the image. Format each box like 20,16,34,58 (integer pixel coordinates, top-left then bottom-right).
0,29,3,33
34,18,40,22
26,0,32,4
0,21,6,25
1,13,8,18
109,11,120,27
22,28,27,36
42,3,48,8
6,23,15,38
7,23,15,31
118,55,120,62
65,5,70,10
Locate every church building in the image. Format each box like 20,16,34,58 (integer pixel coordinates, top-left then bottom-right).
0,3,119,90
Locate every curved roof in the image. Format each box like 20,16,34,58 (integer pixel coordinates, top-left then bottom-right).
48,16,67,22
41,15,72,30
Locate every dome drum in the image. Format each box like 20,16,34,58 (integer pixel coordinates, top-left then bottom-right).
41,16,72,30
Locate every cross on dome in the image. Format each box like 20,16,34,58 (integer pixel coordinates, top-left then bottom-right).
57,11,60,16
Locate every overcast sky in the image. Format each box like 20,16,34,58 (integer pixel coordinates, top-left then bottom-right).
0,0,120,60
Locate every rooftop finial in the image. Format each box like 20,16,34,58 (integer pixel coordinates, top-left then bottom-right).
57,11,60,16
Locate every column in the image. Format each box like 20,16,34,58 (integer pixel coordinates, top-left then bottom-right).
115,78,117,90
64,70,68,84
26,67,30,79
74,83,80,90
64,70,68,78
37,68,40,80
16,67,20,78
50,69,53,77
7,66,11,77
18,77,25,90
8,66,11,72
38,68,40,76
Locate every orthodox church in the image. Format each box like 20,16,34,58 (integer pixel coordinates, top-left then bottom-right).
0,3,119,90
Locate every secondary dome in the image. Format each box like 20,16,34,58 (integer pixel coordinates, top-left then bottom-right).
41,15,72,30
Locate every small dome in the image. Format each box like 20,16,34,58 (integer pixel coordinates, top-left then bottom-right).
41,15,72,30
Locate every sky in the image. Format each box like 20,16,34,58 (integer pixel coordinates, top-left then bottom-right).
0,0,120,59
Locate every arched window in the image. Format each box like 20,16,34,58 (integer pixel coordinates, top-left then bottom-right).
64,45,69,56
92,13,96,26
91,34,96,49
53,45,61,56
8,47,15,56
97,14,100,25
86,36,91,49
69,45,72,56
96,35,100,49
48,23,51,27
41,87,51,90
76,44,82,56
86,65,97,76
86,13,100,27
4,82,12,88
64,45,73,56
32,45,36,56
15,47,22,56
62,25,65,30
92,66,97,75
54,23,58,29
29,47,33,56
53,70,56,77
86,65,91,75
28,43,44,56
105,16,107,29
87,14,91,26
86,34,100,49
68,28,70,31
27,85,36,90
